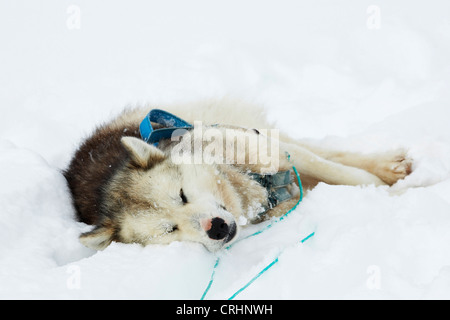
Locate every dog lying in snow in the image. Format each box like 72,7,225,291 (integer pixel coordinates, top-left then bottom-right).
64,99,412,252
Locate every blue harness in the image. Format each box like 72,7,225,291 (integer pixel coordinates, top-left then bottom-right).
139,109,193,146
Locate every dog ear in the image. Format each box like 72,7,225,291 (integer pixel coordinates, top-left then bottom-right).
121,136,166,169
79,226,114,251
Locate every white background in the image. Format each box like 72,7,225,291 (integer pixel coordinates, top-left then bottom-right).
1,0,450,299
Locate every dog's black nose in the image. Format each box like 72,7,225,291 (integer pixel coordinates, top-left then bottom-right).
207,217,229,240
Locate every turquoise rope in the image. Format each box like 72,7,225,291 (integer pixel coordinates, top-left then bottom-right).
300,231,315,243
201,162,315,300
228,257,280,300
227,232,315,300
200,256,220,300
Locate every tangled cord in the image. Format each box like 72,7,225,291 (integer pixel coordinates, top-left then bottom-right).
200,162,315,300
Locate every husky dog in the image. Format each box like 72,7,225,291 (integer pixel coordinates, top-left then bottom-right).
64,99,412,252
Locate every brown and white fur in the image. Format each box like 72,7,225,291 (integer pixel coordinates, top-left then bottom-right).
64,98,412,252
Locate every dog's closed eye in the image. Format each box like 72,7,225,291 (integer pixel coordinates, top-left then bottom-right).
180,188,188,204
161,222,178,234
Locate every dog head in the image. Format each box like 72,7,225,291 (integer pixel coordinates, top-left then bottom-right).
79,136,241,252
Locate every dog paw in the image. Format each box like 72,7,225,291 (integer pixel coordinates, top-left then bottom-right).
374,150,413,186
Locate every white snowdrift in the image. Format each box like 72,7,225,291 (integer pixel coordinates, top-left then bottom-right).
1,0,450,299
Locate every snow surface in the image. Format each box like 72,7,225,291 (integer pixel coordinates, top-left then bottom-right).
1,0,450,299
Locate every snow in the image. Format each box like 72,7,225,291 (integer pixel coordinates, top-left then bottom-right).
1,0,450,299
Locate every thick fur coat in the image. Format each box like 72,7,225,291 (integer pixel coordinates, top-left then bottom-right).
64,99,412,251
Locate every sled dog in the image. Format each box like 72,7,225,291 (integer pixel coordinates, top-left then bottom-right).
64,99,412,252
